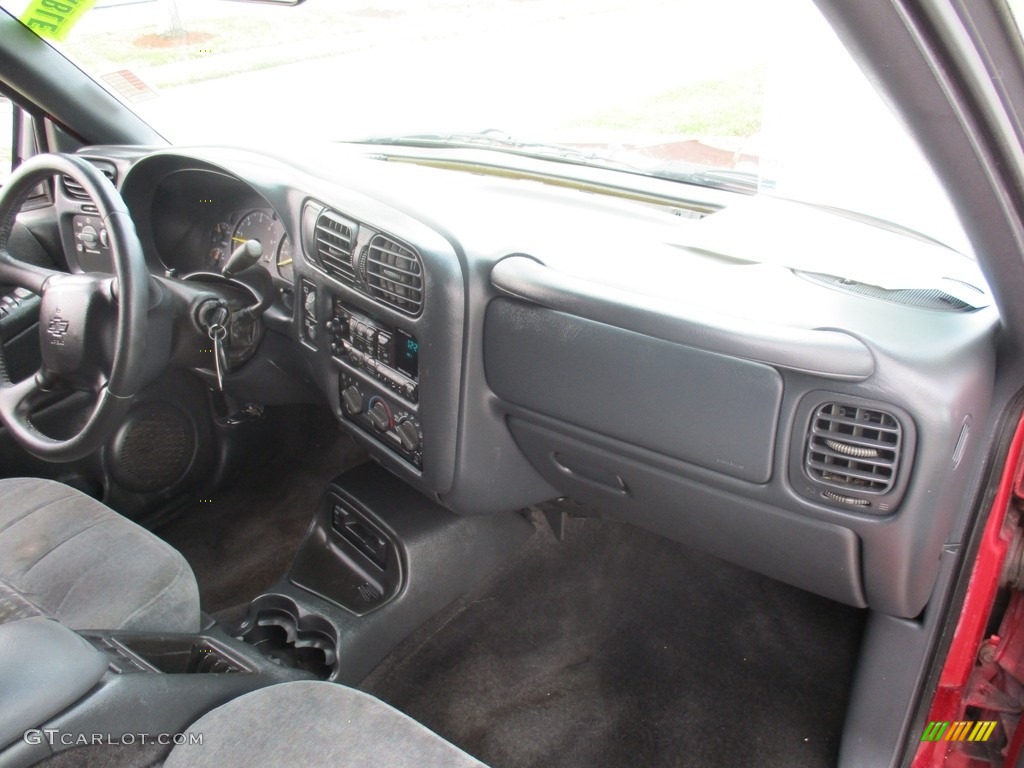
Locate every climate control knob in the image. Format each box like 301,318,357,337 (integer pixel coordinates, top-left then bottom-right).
394,420,420,452
341,385,363,415
368,401,391,432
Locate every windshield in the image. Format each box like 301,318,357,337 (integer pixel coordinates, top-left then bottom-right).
0,0,971,254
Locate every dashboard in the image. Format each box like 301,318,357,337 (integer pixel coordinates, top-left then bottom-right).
51,144,999,622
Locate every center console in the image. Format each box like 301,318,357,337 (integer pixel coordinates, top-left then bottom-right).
235,463,533,684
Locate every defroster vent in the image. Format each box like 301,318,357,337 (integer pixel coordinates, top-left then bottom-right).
366,235,423,316
314,209,357,284
806,403,902,496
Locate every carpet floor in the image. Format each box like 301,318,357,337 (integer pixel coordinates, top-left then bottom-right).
155,409,366,614
361,512,866,768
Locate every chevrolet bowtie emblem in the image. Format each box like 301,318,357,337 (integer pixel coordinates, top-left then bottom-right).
47,317,70,338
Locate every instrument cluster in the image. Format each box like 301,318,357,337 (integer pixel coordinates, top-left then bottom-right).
206,208,293,281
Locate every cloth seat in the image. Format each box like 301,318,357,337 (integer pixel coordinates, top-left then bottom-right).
164,681,486,767
0,477,200,632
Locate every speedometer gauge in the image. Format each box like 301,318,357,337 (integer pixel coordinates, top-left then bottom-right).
232,210,281,269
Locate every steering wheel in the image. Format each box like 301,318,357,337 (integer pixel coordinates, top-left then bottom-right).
0,153,149,462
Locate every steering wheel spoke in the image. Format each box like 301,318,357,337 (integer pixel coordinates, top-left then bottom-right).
0,372,52,421
0,247,62,294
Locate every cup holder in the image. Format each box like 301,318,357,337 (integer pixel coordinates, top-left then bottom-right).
234,595,338,680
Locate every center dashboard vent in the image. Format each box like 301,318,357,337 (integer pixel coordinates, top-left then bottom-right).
61,163,117,201
366,235,423,316
313,209,357,283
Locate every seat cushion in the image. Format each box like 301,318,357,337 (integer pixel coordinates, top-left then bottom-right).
164,681,486,768
0,477,200,632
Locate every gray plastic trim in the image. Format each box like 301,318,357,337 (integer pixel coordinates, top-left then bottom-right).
490,255,875,380
508,415,866,607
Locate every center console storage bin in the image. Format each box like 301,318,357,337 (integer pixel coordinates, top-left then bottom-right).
98,635,251,674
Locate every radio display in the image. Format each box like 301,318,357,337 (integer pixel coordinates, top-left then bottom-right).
395,327,419,379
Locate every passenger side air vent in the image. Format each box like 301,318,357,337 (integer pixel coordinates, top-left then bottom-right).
806,403,901,494
366,235,423,316
61,163,117,201
313,210,357,284
791,396,916,515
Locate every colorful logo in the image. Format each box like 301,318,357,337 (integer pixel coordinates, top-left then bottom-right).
921,721,997,742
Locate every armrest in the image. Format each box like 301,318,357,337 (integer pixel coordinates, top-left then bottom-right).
0,618,108,750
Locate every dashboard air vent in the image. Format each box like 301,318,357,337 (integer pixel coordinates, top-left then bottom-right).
806,403,902,495
61,164,116,201
313,210,357,283
366,235,423,315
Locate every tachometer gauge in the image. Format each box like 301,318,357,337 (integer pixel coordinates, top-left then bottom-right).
277,235,294,282
232,210,281,270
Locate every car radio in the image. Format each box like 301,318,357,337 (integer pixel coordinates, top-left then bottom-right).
326,297,418,403
327,297,422,468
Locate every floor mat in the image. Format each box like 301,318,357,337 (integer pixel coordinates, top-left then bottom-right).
362,513,865,768
156,411,366,613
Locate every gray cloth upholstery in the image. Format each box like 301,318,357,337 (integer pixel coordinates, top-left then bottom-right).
0,478,200,632
164,681,487,768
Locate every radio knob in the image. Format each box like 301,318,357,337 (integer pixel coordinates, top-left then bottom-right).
394,420,420,452
368,401,391,432
341,385,363,415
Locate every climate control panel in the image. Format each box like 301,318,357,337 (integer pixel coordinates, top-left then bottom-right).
339,372,422,468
